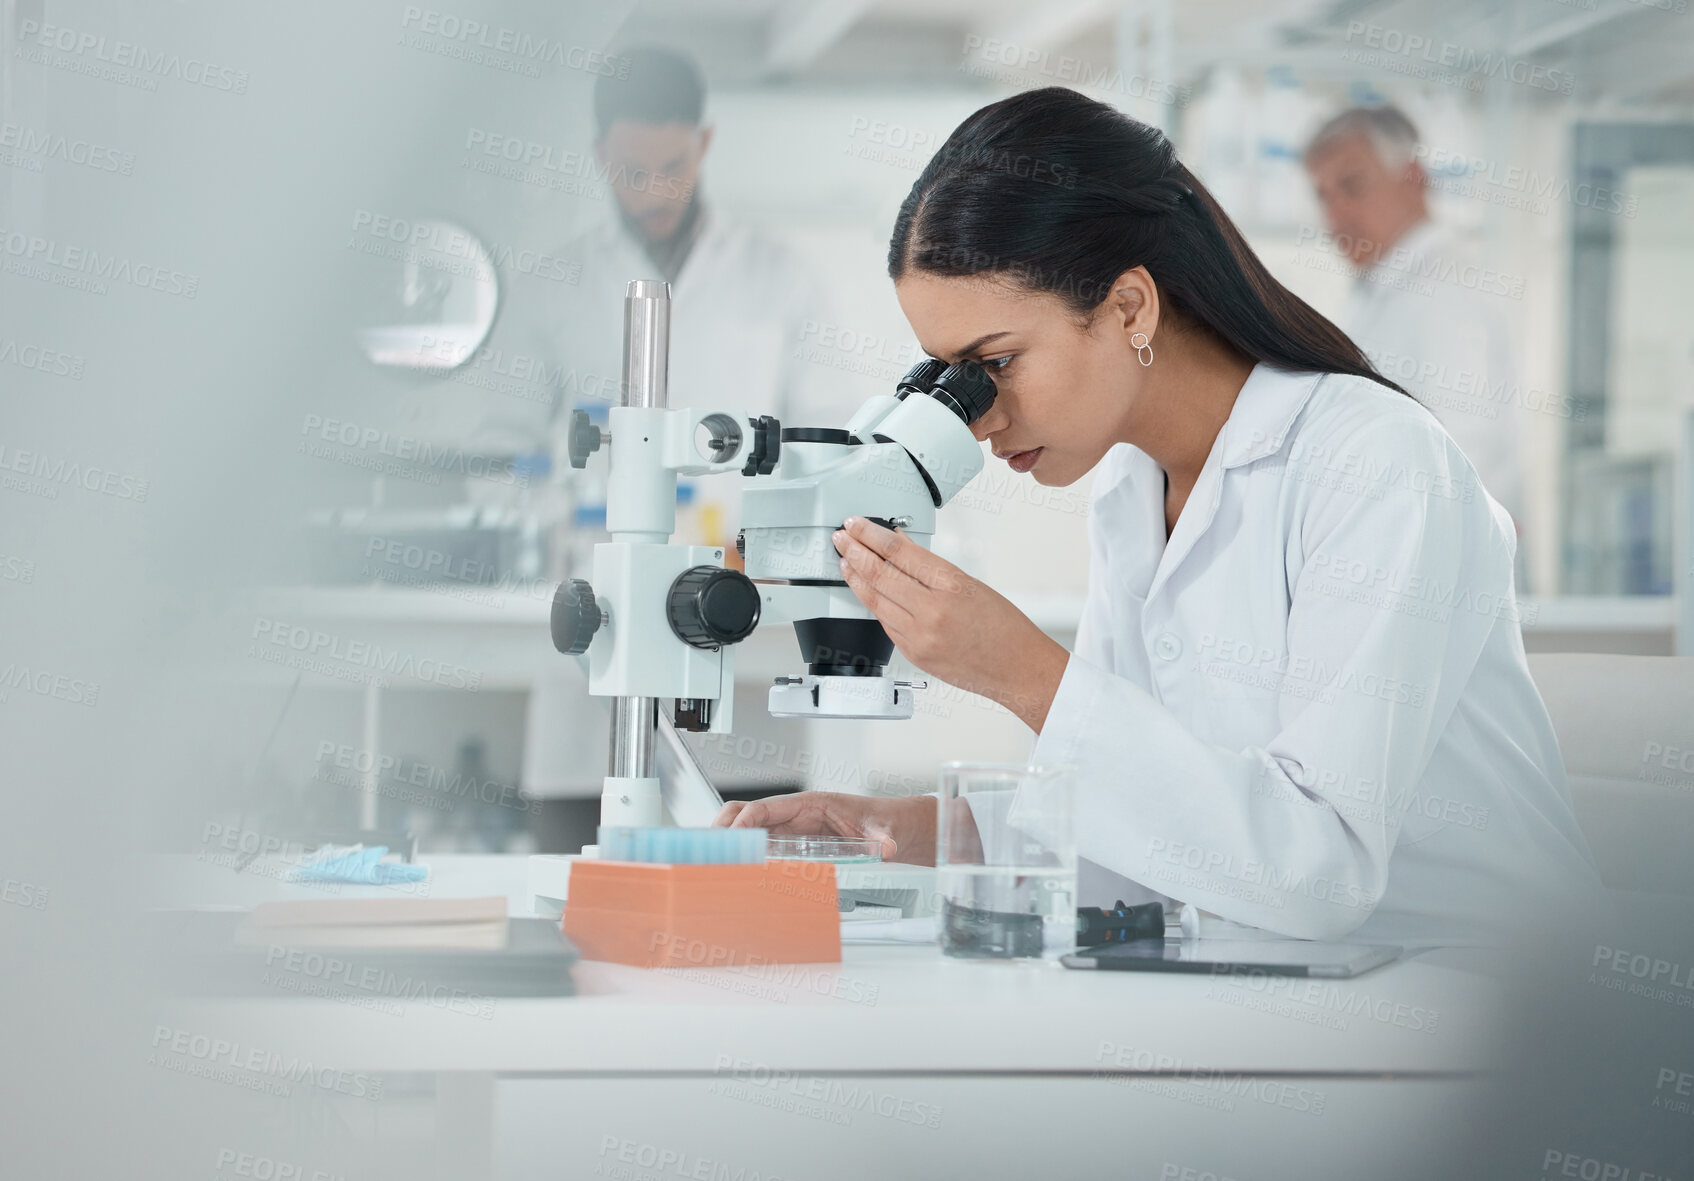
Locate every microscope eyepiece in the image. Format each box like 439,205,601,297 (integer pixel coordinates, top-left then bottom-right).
895,357,997,427
895,358,948,399
927,360,998,426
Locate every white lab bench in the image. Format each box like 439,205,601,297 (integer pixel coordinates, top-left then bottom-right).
233,585,1095,691
151,855,1516,1181
236,585,1681,691
223,585,1681,821
225,584,1103,814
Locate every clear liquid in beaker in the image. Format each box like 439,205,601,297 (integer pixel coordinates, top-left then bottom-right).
937,864,1075,958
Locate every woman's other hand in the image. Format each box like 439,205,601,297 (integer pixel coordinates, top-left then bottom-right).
713,791,938,866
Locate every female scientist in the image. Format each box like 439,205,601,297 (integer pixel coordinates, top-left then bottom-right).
716,88,1596,942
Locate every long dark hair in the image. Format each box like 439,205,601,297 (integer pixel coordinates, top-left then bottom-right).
888,88,1406,395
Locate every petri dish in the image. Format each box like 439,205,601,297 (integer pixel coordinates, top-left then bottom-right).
767,835,883,863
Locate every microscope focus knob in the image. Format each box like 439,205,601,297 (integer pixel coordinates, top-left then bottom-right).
567,410,603,469
667,566,761,650
550,578,602,655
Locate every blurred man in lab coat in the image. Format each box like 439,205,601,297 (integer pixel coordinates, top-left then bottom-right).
538,45,847,451
523,46,845,834
1304,106,1524,530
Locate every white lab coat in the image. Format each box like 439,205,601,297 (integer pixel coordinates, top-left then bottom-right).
1030,364,1597,943
531,209,852,434
390,208,848,459
1339,219,1524,523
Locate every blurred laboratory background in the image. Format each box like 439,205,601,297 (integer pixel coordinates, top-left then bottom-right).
5,0,1692,862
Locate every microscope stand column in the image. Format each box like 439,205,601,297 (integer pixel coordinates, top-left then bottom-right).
601,279,671,828
604,696,658,824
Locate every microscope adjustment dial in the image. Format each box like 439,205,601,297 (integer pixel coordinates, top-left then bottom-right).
667,566,761,650
566,409,603,469
550,578,602,655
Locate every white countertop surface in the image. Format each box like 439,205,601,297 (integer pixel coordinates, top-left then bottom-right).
152,854,1508,1077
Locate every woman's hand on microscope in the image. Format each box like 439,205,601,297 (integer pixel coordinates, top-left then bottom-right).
713,792,938,866
833,516,1069,733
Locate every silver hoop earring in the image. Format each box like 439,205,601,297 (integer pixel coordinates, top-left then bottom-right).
1131,332,1153,367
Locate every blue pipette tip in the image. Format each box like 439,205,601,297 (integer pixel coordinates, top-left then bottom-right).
597,826,768,865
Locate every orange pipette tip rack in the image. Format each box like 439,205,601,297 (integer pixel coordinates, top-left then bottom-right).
561,858,841,968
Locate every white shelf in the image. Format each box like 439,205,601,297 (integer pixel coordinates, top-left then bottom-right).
1518,595,1676,632
227,587,1676,695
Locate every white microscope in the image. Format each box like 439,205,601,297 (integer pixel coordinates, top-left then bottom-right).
527,279,996,914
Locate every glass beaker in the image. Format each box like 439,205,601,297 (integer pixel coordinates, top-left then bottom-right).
936,762,1077,959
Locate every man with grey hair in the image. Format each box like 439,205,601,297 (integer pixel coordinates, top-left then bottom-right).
1305,105,1525,535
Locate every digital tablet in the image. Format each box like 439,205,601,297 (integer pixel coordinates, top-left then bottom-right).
1060,938,1401,978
